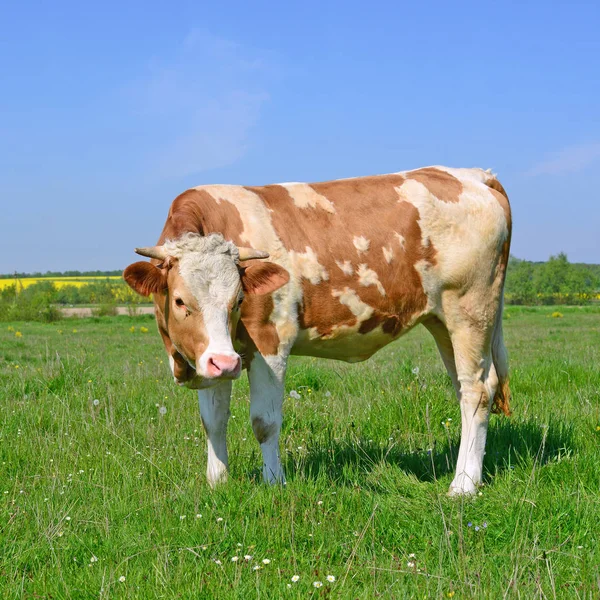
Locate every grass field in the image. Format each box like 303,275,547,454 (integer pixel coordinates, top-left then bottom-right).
1,306,599,598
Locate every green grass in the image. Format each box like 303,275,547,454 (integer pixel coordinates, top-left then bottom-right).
1,306,599,598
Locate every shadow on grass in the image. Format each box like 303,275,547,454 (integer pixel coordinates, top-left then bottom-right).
283,418,576,487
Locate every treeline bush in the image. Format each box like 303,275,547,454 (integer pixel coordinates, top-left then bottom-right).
0,279,144,322
505,253,600,305
0,284,63,322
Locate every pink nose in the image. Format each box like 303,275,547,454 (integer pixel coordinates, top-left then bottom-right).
205,354,241,378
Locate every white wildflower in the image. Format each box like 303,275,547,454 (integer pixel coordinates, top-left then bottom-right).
313,581,323,588
289,390,300,399
326,575,336,582
291,575,300,582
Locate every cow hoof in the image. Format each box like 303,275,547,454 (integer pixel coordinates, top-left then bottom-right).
448,476,478,497
207,471,228,488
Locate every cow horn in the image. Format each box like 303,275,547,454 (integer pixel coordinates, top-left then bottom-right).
237,246,270,261
135,245,168,260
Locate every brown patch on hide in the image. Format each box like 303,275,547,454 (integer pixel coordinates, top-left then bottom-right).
247,174,436,338
158,188,246,246
240,294,280,356
251,416,277,444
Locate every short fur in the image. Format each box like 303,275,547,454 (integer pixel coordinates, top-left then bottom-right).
124,165,512,495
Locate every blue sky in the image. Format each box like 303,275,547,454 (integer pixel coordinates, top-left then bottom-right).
1,0,599,272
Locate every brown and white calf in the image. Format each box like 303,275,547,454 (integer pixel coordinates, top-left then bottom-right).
124,166,512,495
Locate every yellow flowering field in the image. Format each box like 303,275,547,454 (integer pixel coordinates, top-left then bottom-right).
0,276,122,291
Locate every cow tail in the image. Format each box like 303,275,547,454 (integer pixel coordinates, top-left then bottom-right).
490,296,511,416
483,171,512,416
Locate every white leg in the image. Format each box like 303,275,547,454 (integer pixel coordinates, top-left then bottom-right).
248,353,286,484
448,329,498,496
198,381,233,487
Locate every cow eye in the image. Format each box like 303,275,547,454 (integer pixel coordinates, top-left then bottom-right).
237,294,244,306
175,298,185,308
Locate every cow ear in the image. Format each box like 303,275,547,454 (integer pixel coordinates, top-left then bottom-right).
241,262,289,295
123,261,168,297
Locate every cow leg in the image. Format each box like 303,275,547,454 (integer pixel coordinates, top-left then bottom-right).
447,324,499,496
423,316,459,395
248,353,286,484
198,381,233,487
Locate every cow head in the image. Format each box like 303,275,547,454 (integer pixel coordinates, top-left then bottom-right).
123,233,289,389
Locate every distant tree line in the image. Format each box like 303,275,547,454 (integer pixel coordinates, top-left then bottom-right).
504,253,600,305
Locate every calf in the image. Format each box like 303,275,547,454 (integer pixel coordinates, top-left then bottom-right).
124,166,512,495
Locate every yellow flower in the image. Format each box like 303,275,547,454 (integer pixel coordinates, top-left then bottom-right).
447,592,455,598
72,329,78,333
596,426,600,432
15,331,23,338
129,326,135,333
7,326,14,331
15,365,20,369
550,312,563,318
140,326,149,333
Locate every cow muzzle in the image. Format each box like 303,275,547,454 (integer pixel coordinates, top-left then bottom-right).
203,353,242,380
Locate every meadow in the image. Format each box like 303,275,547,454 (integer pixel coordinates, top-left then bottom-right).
1,306,599,598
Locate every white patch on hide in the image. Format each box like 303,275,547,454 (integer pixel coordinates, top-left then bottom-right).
357,264,386,296
335,260,354,276
331,287,374,321
353,236,370,254
281,183,336,213
291,247,329,284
